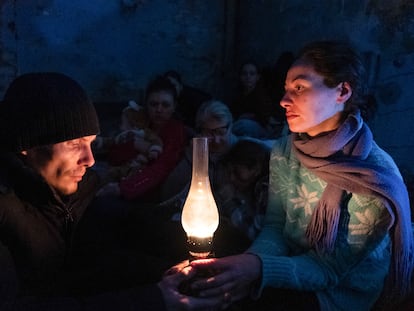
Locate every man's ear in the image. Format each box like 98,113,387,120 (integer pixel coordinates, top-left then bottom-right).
337,82,352,103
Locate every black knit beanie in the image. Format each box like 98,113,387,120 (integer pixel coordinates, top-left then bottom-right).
0,72,100,152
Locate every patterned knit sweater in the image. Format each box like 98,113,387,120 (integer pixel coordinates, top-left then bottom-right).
248,135,395,311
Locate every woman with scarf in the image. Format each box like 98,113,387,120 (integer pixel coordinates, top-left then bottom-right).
177,41,413,311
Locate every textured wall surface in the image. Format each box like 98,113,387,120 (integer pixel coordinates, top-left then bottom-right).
236,0,414,175
0,0,229,102
1,0,413,174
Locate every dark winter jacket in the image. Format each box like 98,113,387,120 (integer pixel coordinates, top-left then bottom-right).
0,152,165,311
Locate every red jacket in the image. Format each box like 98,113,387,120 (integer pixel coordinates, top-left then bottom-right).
119,119,187,200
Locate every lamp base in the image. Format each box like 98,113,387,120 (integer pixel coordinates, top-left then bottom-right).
186,235,214,261
179,235,215,296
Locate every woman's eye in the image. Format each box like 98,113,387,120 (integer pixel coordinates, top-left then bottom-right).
295,85,304,92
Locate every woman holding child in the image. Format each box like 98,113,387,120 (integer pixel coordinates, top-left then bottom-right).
98,76,188,201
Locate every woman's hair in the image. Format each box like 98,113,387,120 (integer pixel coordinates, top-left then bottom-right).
144,75,177,102
297,40,376,120
195,100,233,129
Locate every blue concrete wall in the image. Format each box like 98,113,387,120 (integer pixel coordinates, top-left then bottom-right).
0,0,228,102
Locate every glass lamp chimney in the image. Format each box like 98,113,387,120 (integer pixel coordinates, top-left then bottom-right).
181,137,219,260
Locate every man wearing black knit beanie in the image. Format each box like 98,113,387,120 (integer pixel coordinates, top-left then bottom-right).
0,72,204,311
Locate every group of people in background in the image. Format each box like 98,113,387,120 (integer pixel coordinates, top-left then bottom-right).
93,53,293,203
88,65,278,267
0,39,413,311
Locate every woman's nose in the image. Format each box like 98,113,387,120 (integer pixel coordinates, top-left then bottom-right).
280,92,292,108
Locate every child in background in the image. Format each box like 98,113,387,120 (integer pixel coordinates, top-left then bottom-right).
214,139,270,242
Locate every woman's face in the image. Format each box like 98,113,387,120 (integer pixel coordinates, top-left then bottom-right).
146,90,175,129
240,63,260,92
280,60,350,136
198,117,232,155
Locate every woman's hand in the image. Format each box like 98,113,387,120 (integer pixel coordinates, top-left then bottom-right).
189,254,262,304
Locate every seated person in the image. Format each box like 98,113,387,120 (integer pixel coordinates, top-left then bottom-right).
0,72,210,311
230,61,280,139
186,40,413,311
214,139,270,242
153,100,271,256
155,99,239,210
97,76,188,201
93,100,163,183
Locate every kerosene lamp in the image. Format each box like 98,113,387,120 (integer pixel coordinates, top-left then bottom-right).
181,137,219,260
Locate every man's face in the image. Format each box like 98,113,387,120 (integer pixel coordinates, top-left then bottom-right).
25,135,96,195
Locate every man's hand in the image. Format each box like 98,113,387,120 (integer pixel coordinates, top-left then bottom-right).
158,261,234,311
189,254,262,303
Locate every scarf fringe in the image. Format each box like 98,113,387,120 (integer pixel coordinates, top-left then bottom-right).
383,225,413,302
306,196,341,254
